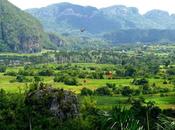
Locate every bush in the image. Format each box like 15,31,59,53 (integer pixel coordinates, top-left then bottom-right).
78,72,88,79
4,71,17,76
18,69,35,76
16,75,31,82
0,66,6,73
125,67,136,77
142,84,153,94
81,88,93,96
121,86,134,96
54,74,65,82
132,78,149,85
163,81,168,84
34,76,43,82
64,77,78,86
89,72,104,79
106,83,116,90
95,87,112,96
38,69,54,76
167,68,175,75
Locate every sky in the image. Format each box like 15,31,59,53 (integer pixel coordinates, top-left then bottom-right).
8,0,175,14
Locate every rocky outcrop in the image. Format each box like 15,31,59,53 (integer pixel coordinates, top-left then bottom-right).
25,85,79,120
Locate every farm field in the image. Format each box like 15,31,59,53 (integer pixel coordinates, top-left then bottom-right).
0,62,175,110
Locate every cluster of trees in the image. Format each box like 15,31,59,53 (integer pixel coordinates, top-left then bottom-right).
9,75,43,83
81,84,139,96
0,52,55,66
1,43,174,68
54,74,79,85
81,81,173,97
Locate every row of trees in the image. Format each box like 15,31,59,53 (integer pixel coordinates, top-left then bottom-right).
81,82,173,96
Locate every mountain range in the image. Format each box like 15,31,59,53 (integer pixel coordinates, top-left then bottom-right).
27,3,175,34
1,1,175,53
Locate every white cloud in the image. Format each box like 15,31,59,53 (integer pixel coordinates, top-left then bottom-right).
8,0,175,14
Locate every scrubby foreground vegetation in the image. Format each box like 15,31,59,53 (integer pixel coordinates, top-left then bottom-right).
0,43,175,129
0,82,175,130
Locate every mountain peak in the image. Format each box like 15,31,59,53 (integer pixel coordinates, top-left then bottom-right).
101,5,139,16
26,2,175,35
144,9,170,18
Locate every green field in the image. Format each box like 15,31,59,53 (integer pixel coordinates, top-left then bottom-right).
0,62,175,110
1,43,175,110
89,95,175,110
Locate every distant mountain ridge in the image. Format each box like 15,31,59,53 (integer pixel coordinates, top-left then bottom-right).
26,2,175,34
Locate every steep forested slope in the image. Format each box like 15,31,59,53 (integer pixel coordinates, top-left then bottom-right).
0,0,53,53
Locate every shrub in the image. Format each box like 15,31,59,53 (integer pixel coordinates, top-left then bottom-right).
163,81,168,84
16,75,31,82
4,71,17,76
78,72,88,79
89,72,104,79
0,66,6,73
121,86,134,96
125,67,136,77
54,74,65,82
81,88,93,96
132,78,149,85
64,77,78,86
106,83,116,90
38,69,54,76
16,75,25,82
142,84,153,94
95,87,112,96
34,76,43,82
167,68,175,75
18,69,35,76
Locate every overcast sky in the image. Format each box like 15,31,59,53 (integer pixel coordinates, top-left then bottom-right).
8,0,175,14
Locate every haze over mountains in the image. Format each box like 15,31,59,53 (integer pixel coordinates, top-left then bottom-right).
25,2,175,44
27,2,175,33
1,0,175,53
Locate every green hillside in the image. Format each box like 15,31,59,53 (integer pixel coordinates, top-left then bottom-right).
0,0,53,53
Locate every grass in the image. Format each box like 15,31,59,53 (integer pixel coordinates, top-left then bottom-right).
0,74,174,93
0,62,175,110
1,74,174,109
89,95,175,110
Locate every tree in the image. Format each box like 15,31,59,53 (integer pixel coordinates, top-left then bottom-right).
96,106,143,130
157,115,175,130
64,77,78,86
132,78,149,85
164,60,171,67
95,87,112,96
0,65,6,72
121,86,133,96
38,68,54,76
125,67,136,77
81,88,93,96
